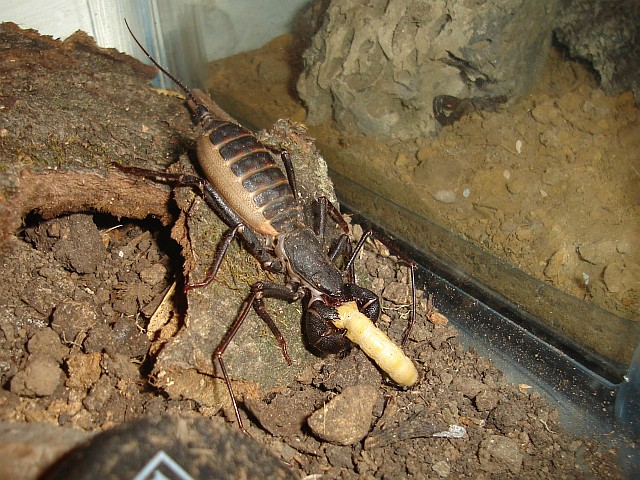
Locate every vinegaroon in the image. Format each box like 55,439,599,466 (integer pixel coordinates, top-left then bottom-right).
116,20,418,431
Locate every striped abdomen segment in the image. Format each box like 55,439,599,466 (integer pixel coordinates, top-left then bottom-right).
196,120,300,236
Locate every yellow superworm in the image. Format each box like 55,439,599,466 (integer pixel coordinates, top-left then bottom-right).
334,302,419,386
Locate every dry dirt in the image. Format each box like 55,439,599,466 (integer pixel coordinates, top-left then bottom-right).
0,22,632,480
0,211,626,479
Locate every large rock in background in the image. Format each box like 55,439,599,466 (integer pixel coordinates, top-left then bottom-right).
554,0,640,105
297,0,557,140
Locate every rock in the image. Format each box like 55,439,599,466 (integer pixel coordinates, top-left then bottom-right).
382,281,411,304
51,300,100,345
82,376,114,413
554,0,640,103
42,415,295,479
475,389,499,412
83,323,116,354
65,352,102,389
451,377,485,399
543,248,570,280
160,369,231,413
22,215,104,264
0,422,93,480
298,0,557,139
100,353,140,381
245,389,322,437
316,352,383,392
10,353,63,397
432,190,457,204
326,443,354,469
26,328,69,362
603,261,640,294
578,240,617,265
477,434,524,473
488,402,526,434
46,215,106,274
432,459,451,478
139,263,167,285
308,385,380,445
110,317,150,358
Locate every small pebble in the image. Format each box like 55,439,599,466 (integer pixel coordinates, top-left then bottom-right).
432,190,457,204
433,459,451,478
27,327,69,361
65,352,102,389
10,354,62,397
307,385,379,445
140,263,167,285
478,435,524,473
51,300,100,343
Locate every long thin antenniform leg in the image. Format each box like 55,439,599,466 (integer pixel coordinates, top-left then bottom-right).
346,229,417,345
113,163,243,233
213,281,301,431
112,163,241,226
113,163,202,188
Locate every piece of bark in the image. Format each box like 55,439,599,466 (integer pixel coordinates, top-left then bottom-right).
0,23,339,411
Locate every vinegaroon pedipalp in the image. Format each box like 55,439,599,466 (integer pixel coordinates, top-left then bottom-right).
116,20,419,431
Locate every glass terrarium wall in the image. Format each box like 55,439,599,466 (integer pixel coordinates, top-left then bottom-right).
181,0,638,383
3,0,310,89
7,0,636,395
294,1,640,380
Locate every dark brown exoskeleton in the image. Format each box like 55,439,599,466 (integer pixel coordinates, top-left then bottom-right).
118,21,416,431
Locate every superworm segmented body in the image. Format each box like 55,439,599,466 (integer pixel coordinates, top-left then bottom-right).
335,301,418,387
